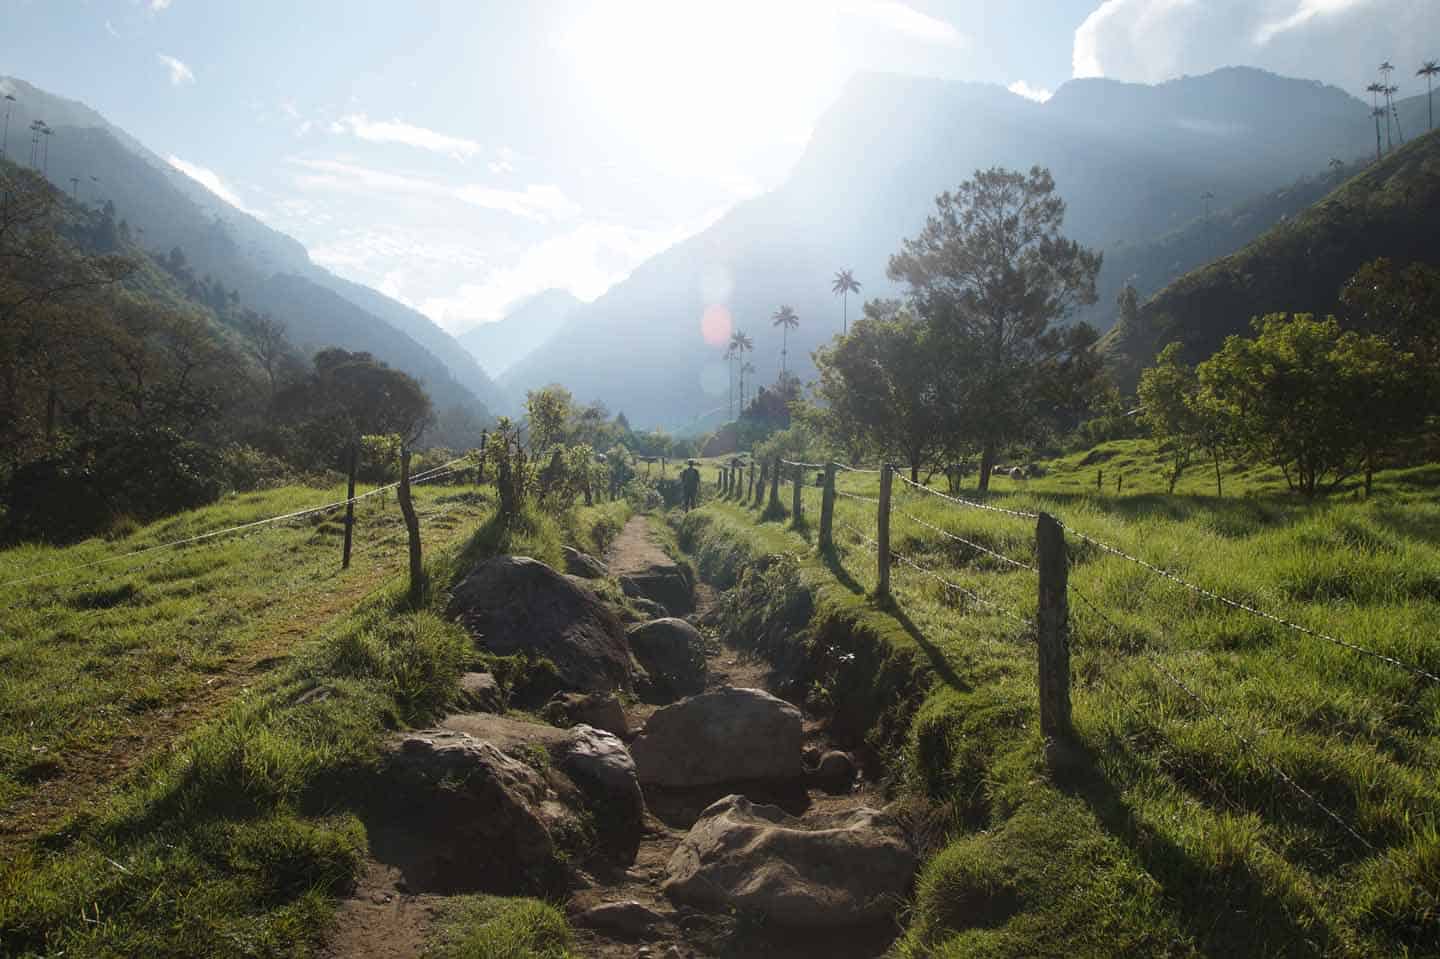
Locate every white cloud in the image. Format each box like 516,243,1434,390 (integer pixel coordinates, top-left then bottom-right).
1008,80,1054,102
339,114,483,160
1072,0,1421,88
166,155,252,213
290,158,581,222
150,0,172,10
156,53,194,86
843,1,966,47
488,147,517,175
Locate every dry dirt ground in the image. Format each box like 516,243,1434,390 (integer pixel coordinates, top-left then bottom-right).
324,516,899,959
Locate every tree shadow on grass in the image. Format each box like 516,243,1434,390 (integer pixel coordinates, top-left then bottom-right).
1049,736,1340,958
818,546,865,596
881,597,970,695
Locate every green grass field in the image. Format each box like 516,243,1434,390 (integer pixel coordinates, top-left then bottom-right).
0,477,629,958
683,440,1440,957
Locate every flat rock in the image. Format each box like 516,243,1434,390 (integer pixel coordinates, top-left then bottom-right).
456,672,502,712
663,795,916,927
441,713,571,752
545,691,629,737
563,546,609,579
576,900,666,937
447,555,633,693
627,618,707,699
630,686,803,787
620,568,694,616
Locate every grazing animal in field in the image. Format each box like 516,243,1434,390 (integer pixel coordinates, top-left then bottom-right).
1009,467,1026,482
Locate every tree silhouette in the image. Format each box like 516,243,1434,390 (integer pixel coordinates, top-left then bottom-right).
1200,190,1215,219
740,360,755,411
724,339,737,418
1328,157,1345,178
771,305,799,379
831,269,861,335
729,329,753,411
1421,61,1439,131
1371,105,1386,162
1379,62,1396,150
1,94,15,159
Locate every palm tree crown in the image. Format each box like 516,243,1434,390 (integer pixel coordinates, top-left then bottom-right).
1419,61,1439,131
831,269,862,334
772,305,799,378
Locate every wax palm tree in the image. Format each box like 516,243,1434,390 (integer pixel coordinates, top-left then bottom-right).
1386,84,1405,144
1380,62,1397,150
1371,106,1386,161
1421,61,1440,131
728,329,753,416
831,269,861,334
1328,157,1345,177
740,360,755,411
1200,190,1215,218
771,306,799,379
723,341,737,418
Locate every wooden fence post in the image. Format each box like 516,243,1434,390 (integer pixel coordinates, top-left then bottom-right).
1036,512,1072,739
342,441,357,570
769,457,781,511
477,430,488,485
756,461,767,508
819,463,836,550
877,464,893,600
748,462,756,503
716,467,723,491
791,463,803,524
397,447,424,606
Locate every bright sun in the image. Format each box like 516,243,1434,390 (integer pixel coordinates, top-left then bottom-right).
557,1,842,184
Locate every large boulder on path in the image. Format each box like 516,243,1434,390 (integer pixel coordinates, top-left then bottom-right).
620,567,694,616
627,618,707,699
384,730,578,893
563,546,609,579
630,687,803,787
447,555,632,693
663,795,916,926
557,725,645,863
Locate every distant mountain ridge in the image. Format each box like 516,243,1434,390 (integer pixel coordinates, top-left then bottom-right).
1100,127,1440,387
502,66,1402,429
0,76,505,419
460,289,583,383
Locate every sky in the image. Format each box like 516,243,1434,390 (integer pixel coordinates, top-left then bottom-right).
1,0,1435,333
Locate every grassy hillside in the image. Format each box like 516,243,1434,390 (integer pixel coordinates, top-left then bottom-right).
1101,128,1440,388
680,449,1440,956
0,476,628,957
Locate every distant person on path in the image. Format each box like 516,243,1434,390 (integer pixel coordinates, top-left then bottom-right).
680,459,701,511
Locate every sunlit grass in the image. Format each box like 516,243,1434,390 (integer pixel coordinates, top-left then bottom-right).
681,446,1440,957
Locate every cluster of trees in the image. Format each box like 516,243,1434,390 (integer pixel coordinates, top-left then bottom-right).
808,167,1106,487
0,162,468,542
1140,259,1438,496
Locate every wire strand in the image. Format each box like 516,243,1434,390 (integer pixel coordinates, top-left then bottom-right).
1062,523,1440,686
892,505,1037,572
895,474,1040,519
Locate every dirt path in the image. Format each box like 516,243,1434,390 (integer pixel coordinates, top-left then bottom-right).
325,514,893,959
605,514,676,576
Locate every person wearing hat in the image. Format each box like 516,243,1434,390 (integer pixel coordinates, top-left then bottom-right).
680,459,701,511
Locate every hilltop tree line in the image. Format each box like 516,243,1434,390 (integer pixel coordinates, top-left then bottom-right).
0,163,482,542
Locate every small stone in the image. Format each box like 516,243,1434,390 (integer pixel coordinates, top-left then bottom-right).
816,749,857,787
577,900,665,937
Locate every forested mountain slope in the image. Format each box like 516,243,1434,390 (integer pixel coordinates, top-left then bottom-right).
0,76,503,419
504,68,1392,428
1100,128,1440,387
459,288,583,382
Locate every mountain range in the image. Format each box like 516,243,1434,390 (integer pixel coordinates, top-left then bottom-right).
0,76,505,423
501,67,1432,430
458,289,583,383
1100,125,1440,386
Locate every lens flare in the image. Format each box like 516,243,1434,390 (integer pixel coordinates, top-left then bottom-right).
700,304,732,346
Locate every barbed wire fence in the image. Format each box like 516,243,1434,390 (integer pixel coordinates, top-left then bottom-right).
0,452,484,612
766,457,1439,883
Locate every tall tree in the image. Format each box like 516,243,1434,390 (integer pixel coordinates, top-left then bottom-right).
740,360,755,411
238,311,289,400
1419,61,1438,131
831,269,862,335
771,305,799,379
887,166,1103,491
812,301,948,482
1380,62,1397,150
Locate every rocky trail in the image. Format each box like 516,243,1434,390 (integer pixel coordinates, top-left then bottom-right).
324,515,908,959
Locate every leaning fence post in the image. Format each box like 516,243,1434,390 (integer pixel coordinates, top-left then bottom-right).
1036,512,1072,739
769,457,781,511
716,467,723,491
819,463,837,550
748,462,756,503
791,463,803,524
876,463,893,600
